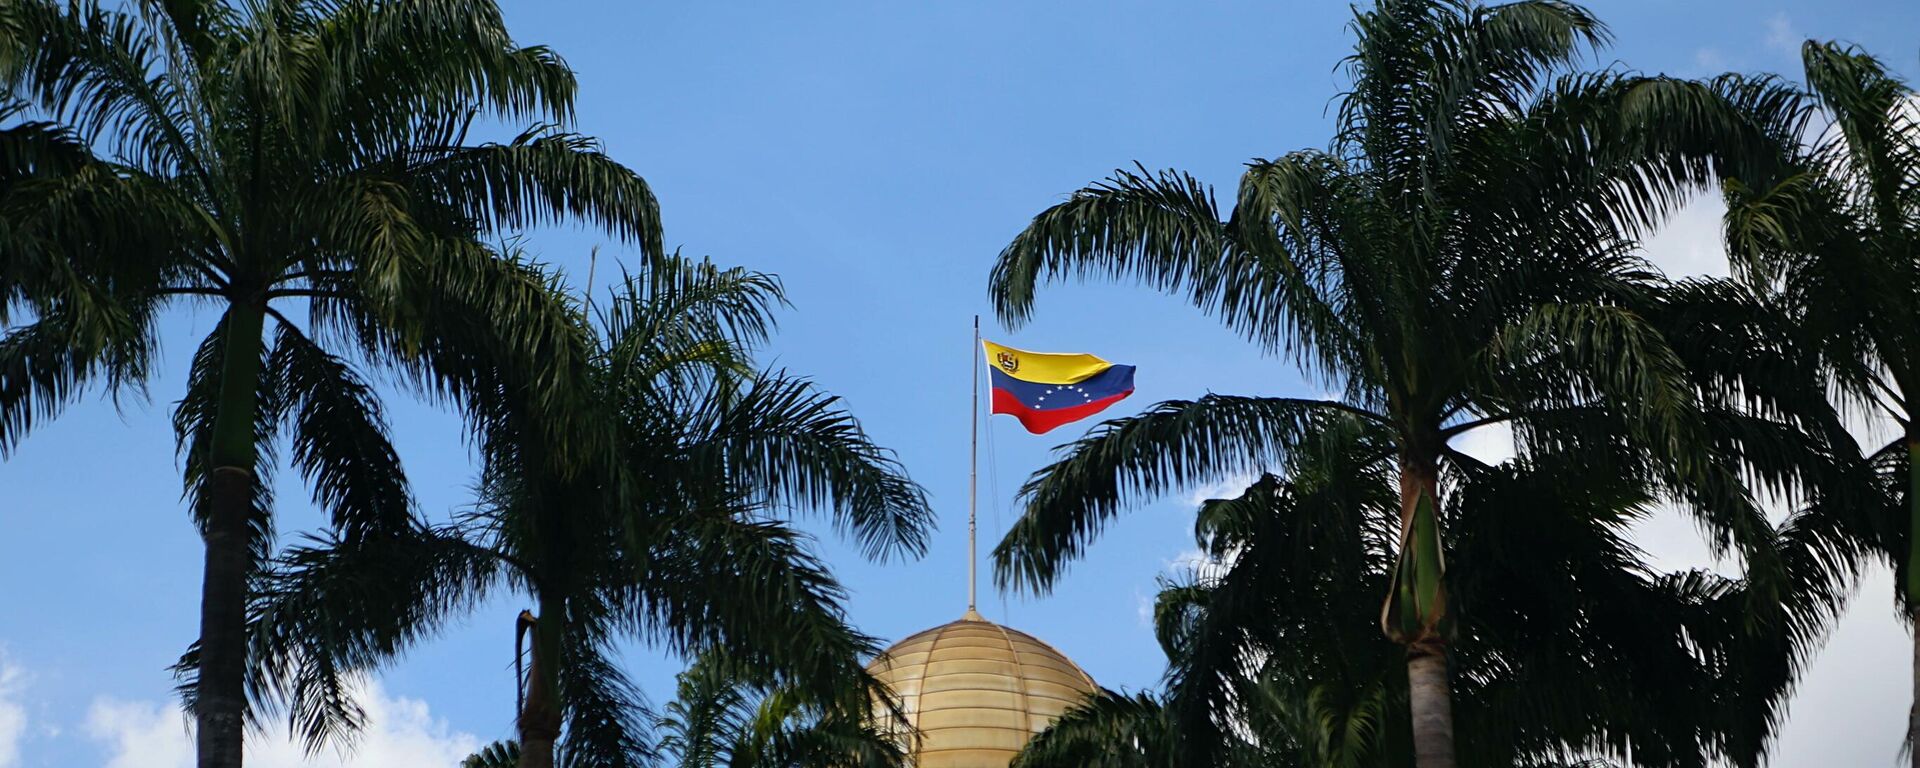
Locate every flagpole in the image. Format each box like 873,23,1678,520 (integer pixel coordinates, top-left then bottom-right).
968,315,980,616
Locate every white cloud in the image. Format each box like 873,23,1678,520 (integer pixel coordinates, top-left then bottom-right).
1179,472,1258,508
1137,548,1241,628
1625,504,1740,576
1447,420,1515,466
0,655,26,768
86,682,482,768
1765,13,1801,58
1771,567,1910,766
1165,547,1235,583
1642,193,1731,279
88,699,193,768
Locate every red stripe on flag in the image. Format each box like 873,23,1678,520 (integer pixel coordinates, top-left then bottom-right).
990,387,1133,434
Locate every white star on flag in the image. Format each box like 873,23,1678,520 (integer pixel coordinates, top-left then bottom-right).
1037,384,1093,405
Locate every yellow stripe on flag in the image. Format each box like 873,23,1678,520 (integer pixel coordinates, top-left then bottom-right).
981,340,1112,385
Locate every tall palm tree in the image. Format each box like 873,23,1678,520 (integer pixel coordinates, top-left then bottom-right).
984,2,1817,765
254,254,932,768
1719,40,1920,765
1015,416,1824,768
0,2,659,766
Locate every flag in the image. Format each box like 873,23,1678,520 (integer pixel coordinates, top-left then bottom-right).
983,340,1136,434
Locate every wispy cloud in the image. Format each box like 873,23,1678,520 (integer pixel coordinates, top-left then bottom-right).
0,654,25,768
1765,13,1801,58
1165,547,1234,582
1179,473,1258,508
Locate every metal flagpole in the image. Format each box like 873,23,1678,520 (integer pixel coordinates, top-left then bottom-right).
968,315,980,616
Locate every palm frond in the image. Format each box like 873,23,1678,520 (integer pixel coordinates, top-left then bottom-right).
991,165,1235,328
600,254,784,410
678,371,932,562
268,320,413,540
738,708,906,768
1011,691,1184,768
995,396,1388,593
630,510,883,703
657,651,752,768
657,649,905,768
0,307,153,453
556,635,655,768
302,0,576,134
245,526,502,752
461,740,522,768
408,126,664,259
1,0,207,176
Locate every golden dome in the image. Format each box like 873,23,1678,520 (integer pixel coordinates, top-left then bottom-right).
866,609,1097,768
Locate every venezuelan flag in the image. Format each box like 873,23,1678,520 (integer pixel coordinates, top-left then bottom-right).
983,340,1136,434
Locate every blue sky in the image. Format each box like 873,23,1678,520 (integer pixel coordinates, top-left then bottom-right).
3,2,1919,766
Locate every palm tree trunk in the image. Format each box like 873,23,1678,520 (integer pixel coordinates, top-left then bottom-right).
1910,609,1919,768
1407,644,1456,768
518,599,564,768
197,302,266,768
1396,455,1455,768
1908,435,1919,768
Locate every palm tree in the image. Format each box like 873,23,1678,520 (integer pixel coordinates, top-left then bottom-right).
1718,40,1920,765
460,650,904,768
464,741,526,768
0,2,659,766
1010,690,1190,768
654,651,906,768
1015,416,1823,768
984,2,1819,765
255,254,932,768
